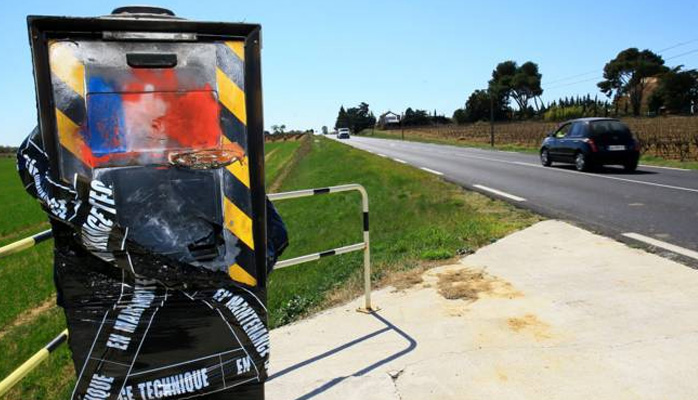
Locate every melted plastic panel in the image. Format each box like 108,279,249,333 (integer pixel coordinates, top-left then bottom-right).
97,166,239,270
48,40,222,178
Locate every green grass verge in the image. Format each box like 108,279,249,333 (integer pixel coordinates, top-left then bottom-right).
0,308,74,400
636,155,698,170
0,138,540,396
0,158,49,239
0,156,55,329
0,141,307,397
365,129,698,169
0,242,55,328
267,137,539,327
264,140,302,187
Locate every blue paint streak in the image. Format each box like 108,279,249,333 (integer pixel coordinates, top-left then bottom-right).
86,76,126,155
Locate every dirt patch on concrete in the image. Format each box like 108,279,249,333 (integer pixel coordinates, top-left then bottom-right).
389,268,425,291
507,313,552,340
436,267,522,301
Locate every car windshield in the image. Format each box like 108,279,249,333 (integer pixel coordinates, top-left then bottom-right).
589,121,632,139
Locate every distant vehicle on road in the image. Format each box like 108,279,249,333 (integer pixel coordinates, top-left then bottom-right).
540,118,640,172
337,128,351,139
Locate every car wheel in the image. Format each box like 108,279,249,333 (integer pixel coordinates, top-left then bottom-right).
540,148,552,167
624,159,638,172
575,152,590,172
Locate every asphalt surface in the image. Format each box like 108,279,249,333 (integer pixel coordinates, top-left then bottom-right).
334,136,698,264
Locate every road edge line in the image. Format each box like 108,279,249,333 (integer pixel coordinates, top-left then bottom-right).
420,167,443,176
473,184,526,202
622,232,698,261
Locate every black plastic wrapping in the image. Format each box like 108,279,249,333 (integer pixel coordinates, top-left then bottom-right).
18,129,286,399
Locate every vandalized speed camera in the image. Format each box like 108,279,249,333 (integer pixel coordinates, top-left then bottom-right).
21,6,274,399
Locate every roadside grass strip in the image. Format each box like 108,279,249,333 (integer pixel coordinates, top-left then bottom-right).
0,138,540,396
622,233,698,261
638,164,689,171
269,137,539,327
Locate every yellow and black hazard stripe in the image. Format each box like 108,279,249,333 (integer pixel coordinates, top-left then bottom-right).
216,41,259,287
48,40,91,179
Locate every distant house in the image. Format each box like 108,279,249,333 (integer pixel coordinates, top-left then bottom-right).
378,111,400,128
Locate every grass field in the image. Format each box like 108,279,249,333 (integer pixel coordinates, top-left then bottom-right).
0,137,539,397
264,139,303,188
0,157,69,399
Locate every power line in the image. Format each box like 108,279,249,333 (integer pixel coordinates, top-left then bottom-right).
545,70,598,85
659,38,698,53
543,48,698,92
543,39,698,89
665,47,698,61
546,75,602,91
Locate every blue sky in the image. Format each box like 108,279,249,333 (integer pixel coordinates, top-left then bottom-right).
1,0,697,145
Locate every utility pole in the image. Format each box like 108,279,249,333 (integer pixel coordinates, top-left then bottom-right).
489,87,495,147
401,112,405,141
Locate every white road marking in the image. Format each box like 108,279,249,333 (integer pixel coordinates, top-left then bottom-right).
377,153,388,158
354,138,698,194
473,184,526,202
639,164,689,171
495,160,698,194
420,167,443,176
393,158,407,164
622,233,698,261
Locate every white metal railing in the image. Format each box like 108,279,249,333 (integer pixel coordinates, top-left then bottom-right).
268,183,373,312
0,183,374,394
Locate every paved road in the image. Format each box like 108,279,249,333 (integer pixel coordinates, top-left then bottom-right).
336,136,698,263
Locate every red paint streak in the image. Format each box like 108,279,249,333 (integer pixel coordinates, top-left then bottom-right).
149,89,221,149
124,69,179,92
80,69,223,168
121,69,221,150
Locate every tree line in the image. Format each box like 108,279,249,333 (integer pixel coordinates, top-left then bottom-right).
333,104,451,131
454,47,697,123
333,47,698,132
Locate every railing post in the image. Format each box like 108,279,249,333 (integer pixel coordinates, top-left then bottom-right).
356,185,373,313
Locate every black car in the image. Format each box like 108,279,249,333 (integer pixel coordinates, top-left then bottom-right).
540,118,640,172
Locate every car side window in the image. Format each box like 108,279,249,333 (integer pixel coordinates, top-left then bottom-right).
568,123,585,138
554,123,571,138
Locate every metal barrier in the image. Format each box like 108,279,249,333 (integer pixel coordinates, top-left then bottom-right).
0,183,374,394
0,229,52,258
0,329,68,396
268,183,373,312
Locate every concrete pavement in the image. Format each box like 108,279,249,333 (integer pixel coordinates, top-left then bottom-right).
267,220,698,399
